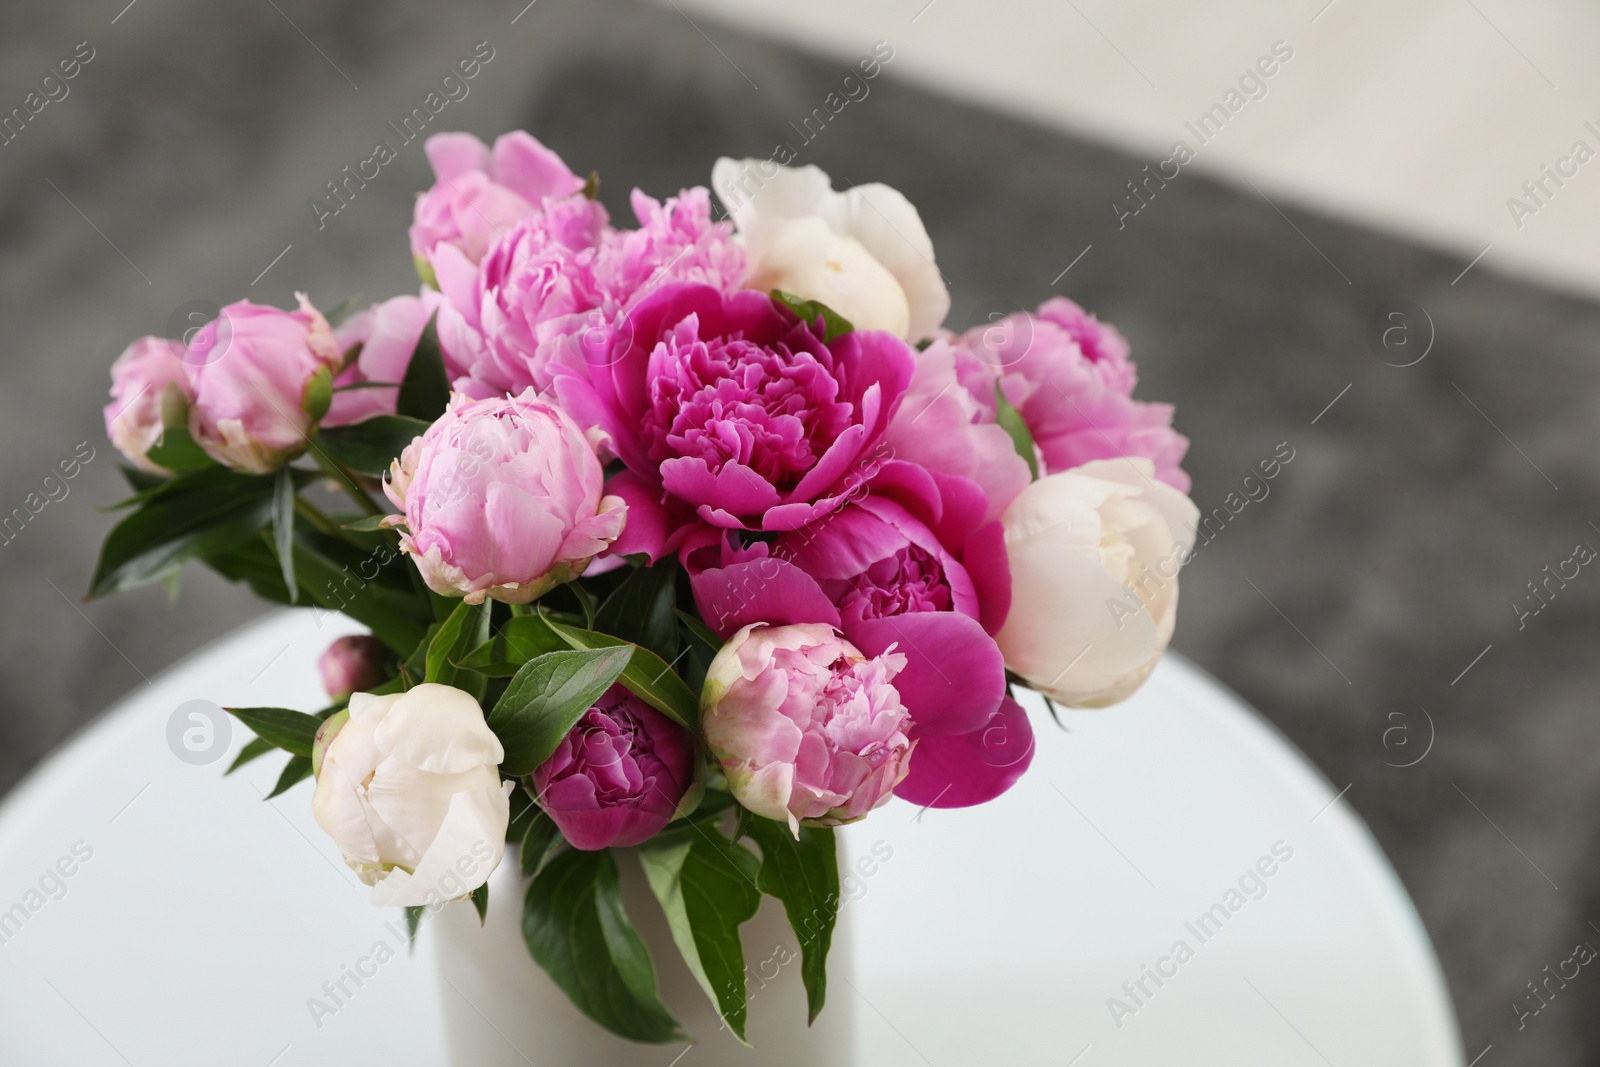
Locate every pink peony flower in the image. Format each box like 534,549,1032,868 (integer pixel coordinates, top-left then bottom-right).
701,623,914,832
322,294,432,428
317,634,388,699
103,336,189,473
433,186,745,401
595,187,746,312
556,283,917,554
532,685,695,850
883,339,1031,522
409,131,586,272
383,390,627,604
689,477,1032,811
184,294,343,473
952,297,1190,493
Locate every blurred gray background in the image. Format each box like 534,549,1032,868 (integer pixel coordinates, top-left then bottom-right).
3,0,1597,1060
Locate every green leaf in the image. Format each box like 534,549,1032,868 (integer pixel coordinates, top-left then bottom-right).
488,647,632,776
205,538,295,605
89,471,279,597
271,468,298,604
266,754,312,798
520,810,563,878
595,559,679,661
143,425,215,473
543,616,699,730
771,290,854,342
994,381,1039,481
745,817,840,1023
315,415,431,477
225,736,276,776
405,905,425,946
471,882,489,926
292,541,429,655
522,849,684,1044
676,609,723,653
396,312,450,422
426,599,491,699
640,826,763,1042
225,707,323,756
456,614,567,676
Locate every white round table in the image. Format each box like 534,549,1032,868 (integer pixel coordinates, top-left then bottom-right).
0,610,1463,1065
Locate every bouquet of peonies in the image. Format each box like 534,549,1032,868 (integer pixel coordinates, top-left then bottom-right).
92,129,1197,1044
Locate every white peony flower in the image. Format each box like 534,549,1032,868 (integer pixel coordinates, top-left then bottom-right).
712,158,950,341
311,683,513,907
995,459,1199,708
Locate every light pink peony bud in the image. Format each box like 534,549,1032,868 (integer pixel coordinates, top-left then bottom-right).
317,634,388,699
383,389,627,605
701,623,913,833
103,336,189,473
184,294,342,472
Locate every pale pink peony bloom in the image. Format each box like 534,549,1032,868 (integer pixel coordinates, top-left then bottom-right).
317,634,388,699
952,297,1190,493
103,336,189,473
383,390,626,604
184,294,343,473
409,130,585,272
701,623,914,833
322,294,433,428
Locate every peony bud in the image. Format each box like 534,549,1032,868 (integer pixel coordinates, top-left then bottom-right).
995,459,1199,708
103,336,190,473
701,623,913,834
317,635,388,699
531,685,695,850
184,294,342,473
383,389,626,604
311,683,513,907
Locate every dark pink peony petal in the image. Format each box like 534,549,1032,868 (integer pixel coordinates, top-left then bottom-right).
847,611,1005,737
691,557,842,640
894,696,1035,808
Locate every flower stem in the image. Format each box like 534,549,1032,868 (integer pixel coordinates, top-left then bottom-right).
294,496,341,537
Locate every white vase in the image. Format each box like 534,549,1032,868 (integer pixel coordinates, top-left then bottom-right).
431,843,858,1067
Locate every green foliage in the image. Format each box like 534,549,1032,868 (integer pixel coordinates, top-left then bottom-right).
745,818,840,1023
640,825,763,1042
488,647,633,776
522,849,685,1044
314,415,431,477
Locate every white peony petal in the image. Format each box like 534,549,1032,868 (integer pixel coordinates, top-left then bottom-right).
372,683,504,775
369,780,513,908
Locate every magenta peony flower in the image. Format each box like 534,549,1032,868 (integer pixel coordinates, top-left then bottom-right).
557,284,917,554
701,623,914,832
409,130,586,272
689,477,1031,810
383,390,626,604
952,297,1190,493
532,685,696,850
317,634,388,699
104,336,189,473
322,294,433,428
184,294,342,473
